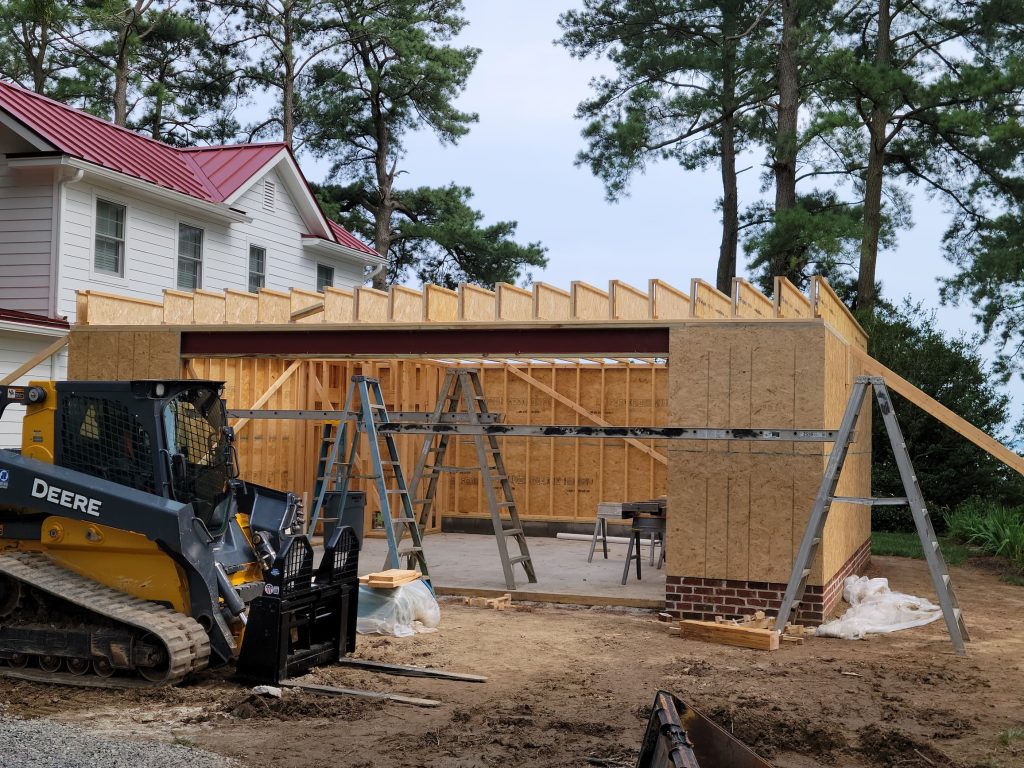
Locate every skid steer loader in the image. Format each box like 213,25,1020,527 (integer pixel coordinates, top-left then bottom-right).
0,379,359,687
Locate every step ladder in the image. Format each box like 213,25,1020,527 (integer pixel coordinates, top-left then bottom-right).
311,376,430,584
774,375,969,654
408,368,537,590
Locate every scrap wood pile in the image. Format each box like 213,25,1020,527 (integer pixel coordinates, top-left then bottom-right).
670,611,810,651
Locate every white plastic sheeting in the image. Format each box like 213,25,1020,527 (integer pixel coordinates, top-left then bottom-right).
356,580,441,637
815,576,942,640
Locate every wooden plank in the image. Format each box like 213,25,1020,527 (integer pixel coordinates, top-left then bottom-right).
649,279,691,319
76,291,163,325
279,681,440,708
425,284,458,322
290,288,324,323
680,620,780,650
389,285,424,322
332,658,486,683
163,289,194,325
257,289,290,324
355,286,389,322
496,283,532,320
504,364,667,465
533,282,571,320
609,280,650,320
358,568,421,587
773,276,812,319
193,290,226,324
731,278,773,319
433,585,663,609
570,280,610,320
0,335,68,386
853,348,1024,476
225,289,258,324
323,287,354,323
458,283,497,321
230,359,302,435
812,276,868,349
690,278,732,319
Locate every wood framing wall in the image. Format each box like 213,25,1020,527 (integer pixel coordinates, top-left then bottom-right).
68,275,879,586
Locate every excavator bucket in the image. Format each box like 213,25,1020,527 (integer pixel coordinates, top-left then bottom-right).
636,691,773,768
236,526,360,684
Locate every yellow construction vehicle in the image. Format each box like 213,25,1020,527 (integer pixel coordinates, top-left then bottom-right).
0,379,359,686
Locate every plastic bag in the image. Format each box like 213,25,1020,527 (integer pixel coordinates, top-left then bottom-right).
356,580,441,637
815,575,942,640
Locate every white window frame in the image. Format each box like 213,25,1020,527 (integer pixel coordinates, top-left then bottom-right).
316,263,334,292
248,242,266,293
175,219,204,291
89,191,130,285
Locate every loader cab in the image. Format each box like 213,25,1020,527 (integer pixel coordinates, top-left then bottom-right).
54,380,236,535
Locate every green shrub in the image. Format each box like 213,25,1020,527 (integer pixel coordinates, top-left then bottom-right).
945,499,1024,572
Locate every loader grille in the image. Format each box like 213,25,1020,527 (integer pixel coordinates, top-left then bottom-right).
281,536,313,596
322,527,359,585
59,395,155,493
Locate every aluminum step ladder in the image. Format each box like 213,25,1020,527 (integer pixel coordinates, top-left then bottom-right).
408,368,537,590
774,375,970,655
314,375,430,585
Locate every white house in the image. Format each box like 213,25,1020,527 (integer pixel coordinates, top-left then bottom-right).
0,80,384,446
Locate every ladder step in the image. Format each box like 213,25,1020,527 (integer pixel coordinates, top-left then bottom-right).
391,517,417,525
496,501,516,508
507,555,531,565
502,528,523,537
384,489,411,495
398,547,423,556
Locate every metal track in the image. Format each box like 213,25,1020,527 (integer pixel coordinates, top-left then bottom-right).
0,552,210,687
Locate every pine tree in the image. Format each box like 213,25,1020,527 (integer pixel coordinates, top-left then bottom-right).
558,0,776,293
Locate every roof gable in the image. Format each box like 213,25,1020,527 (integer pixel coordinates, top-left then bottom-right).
0,80,378,257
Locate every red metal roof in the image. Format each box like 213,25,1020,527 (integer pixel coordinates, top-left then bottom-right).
0,80,378,255
324,220,380,257
0,308,69,330
182,143,287,200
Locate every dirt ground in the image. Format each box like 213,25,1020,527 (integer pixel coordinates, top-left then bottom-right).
1,555,1022,768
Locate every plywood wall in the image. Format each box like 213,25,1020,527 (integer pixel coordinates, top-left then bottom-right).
664,322,866,586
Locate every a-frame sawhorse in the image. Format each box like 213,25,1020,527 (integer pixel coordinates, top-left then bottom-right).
775,375,970,655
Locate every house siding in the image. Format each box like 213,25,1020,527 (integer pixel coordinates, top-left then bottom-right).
56,167,368,322
0,330,67,448
0,158,55,316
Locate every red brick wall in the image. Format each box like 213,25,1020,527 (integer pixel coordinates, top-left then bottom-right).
665,537,871,625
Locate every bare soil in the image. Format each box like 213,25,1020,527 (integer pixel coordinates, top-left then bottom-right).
1,555,1022,767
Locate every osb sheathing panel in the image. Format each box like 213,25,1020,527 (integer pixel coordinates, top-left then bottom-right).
665,323,862,586
67,329,182,380
821,330,873,582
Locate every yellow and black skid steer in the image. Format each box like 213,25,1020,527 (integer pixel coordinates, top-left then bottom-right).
0,379,359,687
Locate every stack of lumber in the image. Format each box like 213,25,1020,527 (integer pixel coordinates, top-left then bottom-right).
461,593,513,611
358,569,421,588
679,611,780,651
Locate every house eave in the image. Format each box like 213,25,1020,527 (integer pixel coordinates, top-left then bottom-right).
301,236,386,267
6,155,253,224
0,320,69,338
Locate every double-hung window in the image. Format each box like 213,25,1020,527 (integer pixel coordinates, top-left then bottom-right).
95,199,126,275
248,245,266,293
177,223,203,290
316,264,334,292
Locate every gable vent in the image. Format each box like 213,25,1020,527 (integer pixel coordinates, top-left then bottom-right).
263,179,276,211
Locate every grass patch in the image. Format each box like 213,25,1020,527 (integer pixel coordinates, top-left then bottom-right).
998,727,1024,747
946,500,1024,572
871,531,971,565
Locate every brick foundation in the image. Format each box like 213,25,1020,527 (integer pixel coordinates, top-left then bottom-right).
665,538,871,626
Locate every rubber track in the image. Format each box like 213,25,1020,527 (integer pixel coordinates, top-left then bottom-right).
0,552,210,687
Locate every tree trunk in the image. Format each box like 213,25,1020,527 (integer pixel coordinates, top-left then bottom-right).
112,20,131,125
716,24,739,294
857,0,891,311
282,4,295,146
371,77,392,290
771,0,799,279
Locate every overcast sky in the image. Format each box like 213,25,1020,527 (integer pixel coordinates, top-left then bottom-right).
298,0,1021,420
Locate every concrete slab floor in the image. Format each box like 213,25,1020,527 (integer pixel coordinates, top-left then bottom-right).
357,532,666,607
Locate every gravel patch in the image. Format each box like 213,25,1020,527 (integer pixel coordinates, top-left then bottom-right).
0,717,236,768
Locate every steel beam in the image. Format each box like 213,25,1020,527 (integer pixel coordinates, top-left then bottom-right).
181,327,671,358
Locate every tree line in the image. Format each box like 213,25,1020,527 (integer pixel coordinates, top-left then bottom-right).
559,0,1024,380
0,0,546,290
